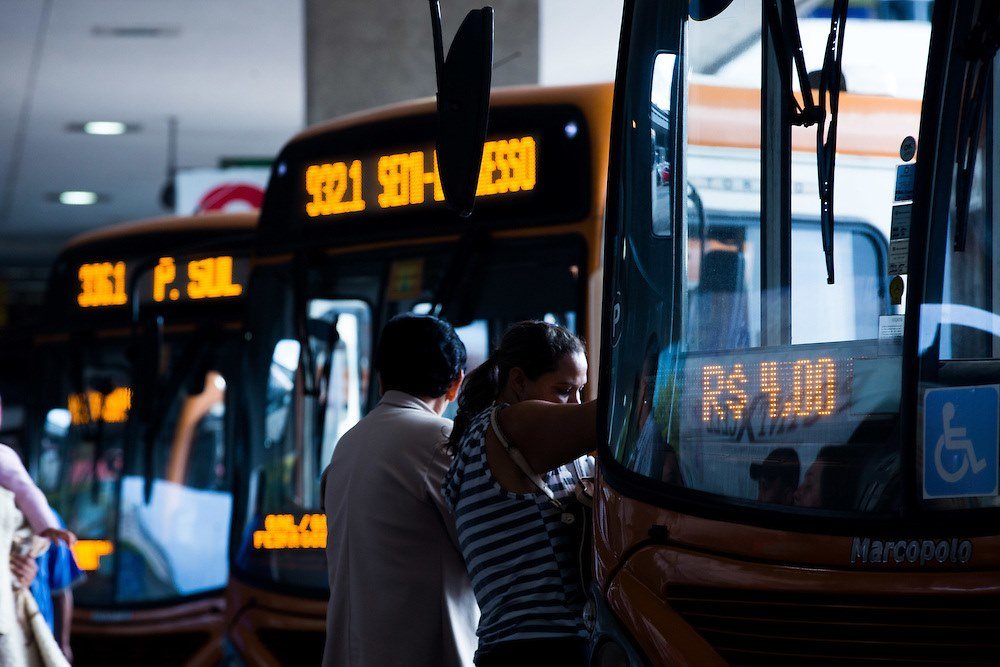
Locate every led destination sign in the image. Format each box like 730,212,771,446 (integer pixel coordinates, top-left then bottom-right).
77,262,127,308
253,513,327,550
303,136,538,219
148,255,244,302
68,387,132,425
680,346,899,444
77,255,247,309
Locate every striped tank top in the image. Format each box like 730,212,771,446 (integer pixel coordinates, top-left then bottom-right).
442,405,591,655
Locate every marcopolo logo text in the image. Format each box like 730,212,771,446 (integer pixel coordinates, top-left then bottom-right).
850,537,973,566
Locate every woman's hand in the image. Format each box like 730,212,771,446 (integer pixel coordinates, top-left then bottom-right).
10,553,38,588
40,527,77,545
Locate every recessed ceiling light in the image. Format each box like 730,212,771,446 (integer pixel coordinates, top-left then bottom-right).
91,26,180,38
54,191,101,206
66,121,139,135
84,121,126,135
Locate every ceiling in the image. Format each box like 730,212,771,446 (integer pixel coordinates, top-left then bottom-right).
0,0,304,268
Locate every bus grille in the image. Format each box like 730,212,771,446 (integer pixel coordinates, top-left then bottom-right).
72,631,210,666
258,628,326,664
667,585,1000,666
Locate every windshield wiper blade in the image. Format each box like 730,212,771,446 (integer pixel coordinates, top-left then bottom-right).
763,0,823,128
764,0,847,284
816,0,848,284
954,5,1000,252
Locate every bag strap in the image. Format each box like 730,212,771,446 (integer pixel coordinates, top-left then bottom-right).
490,406,565,511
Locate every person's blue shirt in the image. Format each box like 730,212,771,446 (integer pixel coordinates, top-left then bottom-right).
31,510,84,631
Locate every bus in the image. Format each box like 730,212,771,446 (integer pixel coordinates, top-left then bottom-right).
592,1,1000,665
27,213,255,665
227,84,612,664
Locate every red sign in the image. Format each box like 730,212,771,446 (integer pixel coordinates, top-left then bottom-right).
197,183,264,212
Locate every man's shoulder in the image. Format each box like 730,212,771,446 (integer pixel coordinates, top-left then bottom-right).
336,403,451,455
375,399,452,435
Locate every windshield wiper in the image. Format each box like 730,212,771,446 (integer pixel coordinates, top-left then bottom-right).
953,4,1000,252
430,228,490,326
140,324,217,503
763,0,847,284
311,315,341,468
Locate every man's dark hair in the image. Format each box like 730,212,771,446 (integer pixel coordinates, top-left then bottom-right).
749,447,800,491
374,314,467,398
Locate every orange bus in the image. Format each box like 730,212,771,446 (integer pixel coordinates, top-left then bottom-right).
590,2,1000,664
227,84,613,664
27,213,255,665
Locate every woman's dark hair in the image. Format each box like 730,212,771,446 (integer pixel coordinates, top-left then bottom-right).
446,320,585,454
374,314,467,398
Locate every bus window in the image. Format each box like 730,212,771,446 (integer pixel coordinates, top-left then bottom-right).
651,53,677,236
38,346,129,606
311,300,371,473
265,338,299,449
442,319,489,420
115,340,233,603
917,65,1000,510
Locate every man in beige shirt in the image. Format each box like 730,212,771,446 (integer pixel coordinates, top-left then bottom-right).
322,314,478,666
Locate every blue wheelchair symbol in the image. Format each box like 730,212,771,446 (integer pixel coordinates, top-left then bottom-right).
924,386,999,498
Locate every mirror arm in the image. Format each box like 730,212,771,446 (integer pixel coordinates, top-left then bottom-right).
428,0,446,90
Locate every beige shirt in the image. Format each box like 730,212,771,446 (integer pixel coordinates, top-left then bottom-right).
322,391,479,667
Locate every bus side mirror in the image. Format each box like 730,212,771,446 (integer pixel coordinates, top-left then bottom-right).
429,3,494,218
689,0,734,20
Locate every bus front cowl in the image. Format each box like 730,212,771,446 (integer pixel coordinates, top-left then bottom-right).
593,482,1000,665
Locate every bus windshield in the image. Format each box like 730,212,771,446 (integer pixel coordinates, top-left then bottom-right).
37,336,232,606
236,236,583,591
607,2,930,515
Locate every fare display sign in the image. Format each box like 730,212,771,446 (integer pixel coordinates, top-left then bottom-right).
302,136,538,220
76,254,248,309
680,343,899,445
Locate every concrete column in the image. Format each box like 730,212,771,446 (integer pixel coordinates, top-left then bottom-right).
305,0,539,124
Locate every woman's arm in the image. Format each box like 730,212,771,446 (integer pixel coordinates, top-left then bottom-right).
497,400,597,474
0,445,60,535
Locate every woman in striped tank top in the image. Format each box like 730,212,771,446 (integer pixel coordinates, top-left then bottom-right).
442,321,597,666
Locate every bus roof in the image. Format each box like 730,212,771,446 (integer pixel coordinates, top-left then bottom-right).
288,83,614,145
61,211,257,258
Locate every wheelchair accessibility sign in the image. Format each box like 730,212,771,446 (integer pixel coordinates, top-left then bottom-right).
924,386,999,498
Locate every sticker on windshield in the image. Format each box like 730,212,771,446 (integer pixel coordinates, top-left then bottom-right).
386,259,424,301
888,238,908,276
900,136,917,162
894,164,915,202
890,204,912,240
877,315,904,356
923,385,999,499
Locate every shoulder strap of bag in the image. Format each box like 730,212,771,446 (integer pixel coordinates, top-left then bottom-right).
490,406,564,509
